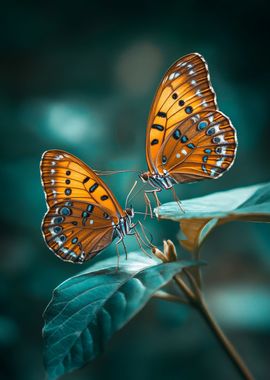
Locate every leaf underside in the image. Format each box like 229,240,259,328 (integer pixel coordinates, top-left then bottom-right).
156,182,270,253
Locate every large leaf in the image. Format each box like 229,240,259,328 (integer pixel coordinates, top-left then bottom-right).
43,253,199,380
155,182,270,253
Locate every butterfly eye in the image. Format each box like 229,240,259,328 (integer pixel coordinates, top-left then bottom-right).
140,173,149,182
126,207,134,217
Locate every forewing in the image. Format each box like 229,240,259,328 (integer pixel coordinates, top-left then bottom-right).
146,53,217,172
156,110,237,183
41,150,125,218
42,201,115,263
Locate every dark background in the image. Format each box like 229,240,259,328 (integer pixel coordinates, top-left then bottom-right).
1,1,270,379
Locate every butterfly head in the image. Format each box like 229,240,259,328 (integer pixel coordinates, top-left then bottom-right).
139,171,150,183
125,206,134,219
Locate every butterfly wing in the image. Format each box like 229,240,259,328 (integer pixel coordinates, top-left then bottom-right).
40,150,125,219
146,53,217,173
155,110,237,183
42,201,116,263
40,150,125,263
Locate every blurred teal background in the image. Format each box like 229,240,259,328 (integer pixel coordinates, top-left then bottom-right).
1,1,270,379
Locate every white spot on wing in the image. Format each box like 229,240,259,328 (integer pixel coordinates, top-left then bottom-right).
202,100,208,107
49,227,56,235
90,220,94,225
216,157,225,167
60,247,69,254
176,153,181,158
210,168,216,176
54,237,63,246
169,72,180,80
217,146,227,155
181,149,187,155
215,135,227,144
55,154,64,160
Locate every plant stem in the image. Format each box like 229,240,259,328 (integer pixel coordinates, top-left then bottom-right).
153,290,189,305
196,297,255,380
174,274,196,301
173,274,255,380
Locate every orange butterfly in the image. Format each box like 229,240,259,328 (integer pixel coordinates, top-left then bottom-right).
139,53,237,210
40,150,136,263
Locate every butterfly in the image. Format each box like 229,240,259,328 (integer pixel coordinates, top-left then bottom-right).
40,150,136,263
139,53,237,211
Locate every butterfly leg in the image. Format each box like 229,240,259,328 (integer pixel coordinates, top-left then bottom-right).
115,236,127,261
170,187,185,214
115,243,120,270
144,192,153,219
115,227,128,261
134,230,152,257
144,188,162,219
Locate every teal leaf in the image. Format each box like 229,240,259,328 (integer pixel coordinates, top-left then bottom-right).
156,182,270,252
43,253,200,380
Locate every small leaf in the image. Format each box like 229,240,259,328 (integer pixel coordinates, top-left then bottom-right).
156,182,270,253
43,253,200,380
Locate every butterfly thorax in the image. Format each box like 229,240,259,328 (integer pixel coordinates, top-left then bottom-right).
140,171,177,190
113,208,135,239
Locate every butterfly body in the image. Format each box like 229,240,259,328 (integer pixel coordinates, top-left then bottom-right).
140,171,177,190
41,150,135,263
141,53,237,202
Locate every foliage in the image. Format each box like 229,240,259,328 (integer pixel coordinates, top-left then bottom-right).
43,253,200,380
43,182,270,379
156,182,270,253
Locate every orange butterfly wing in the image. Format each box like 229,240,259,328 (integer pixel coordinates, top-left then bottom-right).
155,110,237,183
42,201,116,263
41,150,125,218
146,53,217,173
40,150,125,263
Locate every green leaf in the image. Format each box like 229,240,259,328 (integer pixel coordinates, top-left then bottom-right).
43,253,199,380
155,182,270,253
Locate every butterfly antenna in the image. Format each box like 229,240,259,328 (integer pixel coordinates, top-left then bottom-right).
95,169,141,176
127,182,147,205
170,187,185,214
125,180,138,209
133,211,153,217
